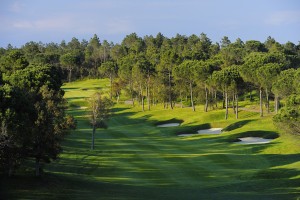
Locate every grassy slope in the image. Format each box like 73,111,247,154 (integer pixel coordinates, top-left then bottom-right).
1,79,299,200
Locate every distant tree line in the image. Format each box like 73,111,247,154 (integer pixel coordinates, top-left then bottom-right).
0,33,299,176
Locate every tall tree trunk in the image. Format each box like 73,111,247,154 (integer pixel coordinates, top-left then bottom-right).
235,93,238,119
147,86,150,111
35,158,40,177
152,89,156,106
116,92,120,104
232,93,236,113
215,90,218,108
168,71,173,109
180,91,183,108
147,75,151,111
205,86,208,112
275,94,279,114
190,82,195,111
130,80,134,106
91,125,96,150
225,90,228,120
68,67,72,83
260,88,263,117
265,88,269,113
210,90,213,110
80,66,83,79
110,74,113,100
222,90,225,109
141,84,144,112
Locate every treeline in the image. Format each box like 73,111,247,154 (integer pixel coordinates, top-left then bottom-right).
2,33,298,115
0,33,299,176
0,63,76,176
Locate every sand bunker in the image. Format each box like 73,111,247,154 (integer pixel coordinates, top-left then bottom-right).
197,128,222,134
235,137,273,144
157,123,181,127
178,128,222,137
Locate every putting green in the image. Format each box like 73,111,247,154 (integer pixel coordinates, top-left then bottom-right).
1,79,299,200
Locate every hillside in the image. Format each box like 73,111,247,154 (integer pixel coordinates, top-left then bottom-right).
1,78,299,200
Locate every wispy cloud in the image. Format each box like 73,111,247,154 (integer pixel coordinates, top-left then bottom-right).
104,18,135,34
13,20,32,28
265,10,300,26
12,15,73,30
9,1,24,13
11,14,135,37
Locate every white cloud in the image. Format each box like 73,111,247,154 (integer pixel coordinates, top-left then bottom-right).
265,11,300,26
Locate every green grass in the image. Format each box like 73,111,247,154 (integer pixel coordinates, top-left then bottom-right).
1,79,300,200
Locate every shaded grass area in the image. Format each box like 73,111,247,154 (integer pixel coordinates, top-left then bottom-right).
153,118,184,126
222,119,256,132
175,123,211,135
1,79,300,200
1,166,299,200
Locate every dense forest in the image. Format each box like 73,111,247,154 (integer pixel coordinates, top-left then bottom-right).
0,33,299,176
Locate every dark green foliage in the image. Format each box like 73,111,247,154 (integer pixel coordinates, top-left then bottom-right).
0,50,29,74
0,64,76,176
273,95,300,135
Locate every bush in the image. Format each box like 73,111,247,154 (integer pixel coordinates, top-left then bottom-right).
273,94,300,135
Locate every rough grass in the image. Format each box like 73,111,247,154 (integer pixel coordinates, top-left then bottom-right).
1,79,300,200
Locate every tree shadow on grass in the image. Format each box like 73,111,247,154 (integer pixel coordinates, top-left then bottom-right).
152,118,184,126
66,97,86,101
175,123,211,135
218,168,300,200
222,119,257,132
111,107,130,113
62,87,80,90
2,153,299,200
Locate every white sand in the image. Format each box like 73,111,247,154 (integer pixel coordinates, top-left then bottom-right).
178,128,222,137
197,128,222,134
235,137,273,144
157,123,181,127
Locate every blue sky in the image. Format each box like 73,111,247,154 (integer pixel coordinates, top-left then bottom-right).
0,0,299,47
